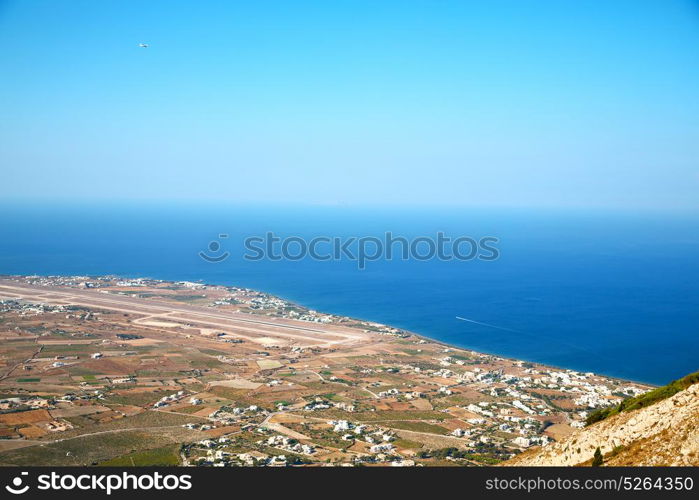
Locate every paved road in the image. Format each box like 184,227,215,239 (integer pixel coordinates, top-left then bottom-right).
261,412,311,440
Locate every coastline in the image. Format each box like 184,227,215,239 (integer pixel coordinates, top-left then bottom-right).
1,273,655,387
138,274,659,387
0,273,656,466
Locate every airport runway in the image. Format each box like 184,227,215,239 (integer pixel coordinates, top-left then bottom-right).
0,280,368,348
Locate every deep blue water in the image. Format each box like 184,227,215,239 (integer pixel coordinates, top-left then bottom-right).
1,202,698,385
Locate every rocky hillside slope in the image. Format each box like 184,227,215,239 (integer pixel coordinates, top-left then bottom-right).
506,382,699,466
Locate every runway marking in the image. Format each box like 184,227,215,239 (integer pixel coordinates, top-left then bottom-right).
0,282,367,348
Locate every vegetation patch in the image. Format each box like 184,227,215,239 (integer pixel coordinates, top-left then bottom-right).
99,445,181,466
587,371,699,426
387,421,450,435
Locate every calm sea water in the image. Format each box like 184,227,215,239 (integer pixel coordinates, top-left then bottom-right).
1,202,698,385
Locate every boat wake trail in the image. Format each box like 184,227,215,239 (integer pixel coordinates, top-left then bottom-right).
455,315,611,362
455,316,521,333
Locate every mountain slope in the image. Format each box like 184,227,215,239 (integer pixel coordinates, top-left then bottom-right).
506,381,699,466
586,371,699,426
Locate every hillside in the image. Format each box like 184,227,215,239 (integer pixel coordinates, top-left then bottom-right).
506,376,699,466
586,371,699,426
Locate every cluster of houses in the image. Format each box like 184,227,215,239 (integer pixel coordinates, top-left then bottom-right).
326,419,398,450
300,397,356,413
17,275,171,290
208,405,266,425
303,398,332,411
0,396,52,411
354,349,650,453
366,323,409,338
209,287,416,335
186,435,309,467
0,299,66,316
377,388,400,398
153,390,187,408
264,435,316,455
21,275,105,288
285,310,334,324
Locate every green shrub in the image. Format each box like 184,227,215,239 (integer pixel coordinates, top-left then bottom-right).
591,447,603,467
586,371,699,426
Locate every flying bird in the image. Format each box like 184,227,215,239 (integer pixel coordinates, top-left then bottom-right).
138,43,149,48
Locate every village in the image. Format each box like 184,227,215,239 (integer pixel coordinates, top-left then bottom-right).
0,275,651,466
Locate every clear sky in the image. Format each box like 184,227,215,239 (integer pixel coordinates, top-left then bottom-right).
1,0,698,210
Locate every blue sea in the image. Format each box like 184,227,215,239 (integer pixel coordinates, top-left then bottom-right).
1,202,698,386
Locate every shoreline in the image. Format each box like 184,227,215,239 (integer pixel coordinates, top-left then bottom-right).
0,272,657,466
1,273,656,387
160,274,660,387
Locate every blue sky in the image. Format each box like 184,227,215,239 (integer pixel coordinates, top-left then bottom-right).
1,0,698,210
